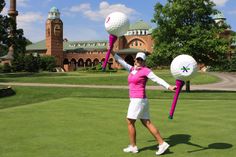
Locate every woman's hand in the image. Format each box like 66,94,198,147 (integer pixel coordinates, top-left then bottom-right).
168,85,177,92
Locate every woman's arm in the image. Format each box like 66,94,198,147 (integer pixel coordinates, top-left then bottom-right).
147,71,176,91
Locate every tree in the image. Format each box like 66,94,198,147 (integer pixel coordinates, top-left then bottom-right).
0,0,9,56
151,0,229,67
0,0,4,11
0,0,27,59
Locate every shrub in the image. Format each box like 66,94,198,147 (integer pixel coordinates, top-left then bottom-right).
209,56,236,72
0,64,3,72
2,63,12,73
229,54,236,72
24,54,40,72
40,56,56,71
11,53,25,72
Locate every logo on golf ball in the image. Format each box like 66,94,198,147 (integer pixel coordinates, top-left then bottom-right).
106,17,110,23
104,12,130,37
179,62,194,76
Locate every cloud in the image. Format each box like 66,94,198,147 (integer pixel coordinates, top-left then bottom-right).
211,0,229,7
69,3,90,12
17,12,44,27
65,1,137,21
16,12,45,41
17,0,29,7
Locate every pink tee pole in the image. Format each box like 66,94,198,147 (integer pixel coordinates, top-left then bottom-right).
169,79,185,119
102,34,117,71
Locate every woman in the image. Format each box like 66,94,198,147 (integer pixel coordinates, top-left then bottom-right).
111,51,176,155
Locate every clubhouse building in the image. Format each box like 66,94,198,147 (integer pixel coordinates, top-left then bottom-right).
26,7,236,71
26,7,154,71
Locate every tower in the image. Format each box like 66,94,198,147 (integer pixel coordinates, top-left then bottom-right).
46,7,63,66
7,0,18,60
8,0,18,22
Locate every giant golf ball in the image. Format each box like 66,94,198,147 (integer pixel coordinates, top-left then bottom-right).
105,12,130,37
170,54,198,81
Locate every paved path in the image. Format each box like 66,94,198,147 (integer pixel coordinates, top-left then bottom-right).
189,72,236,91
0,72,236,91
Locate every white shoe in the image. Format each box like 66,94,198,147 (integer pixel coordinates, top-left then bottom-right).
123,145,138,153
156,142,169,155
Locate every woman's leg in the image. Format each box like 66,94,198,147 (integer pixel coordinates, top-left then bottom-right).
140,119,164,144
127,118,137,146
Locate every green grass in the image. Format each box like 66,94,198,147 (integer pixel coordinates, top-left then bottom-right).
0,70,220,85
1,86,236,109
0,86,235,157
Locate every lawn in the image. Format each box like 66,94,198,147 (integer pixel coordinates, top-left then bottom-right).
0,70,220,85
0,86,235,157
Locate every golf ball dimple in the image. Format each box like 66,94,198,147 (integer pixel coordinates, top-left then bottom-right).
105,12,130,37
170,54,198,81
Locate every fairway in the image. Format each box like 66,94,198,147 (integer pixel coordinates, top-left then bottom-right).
0,95,235,157
0,70,220,85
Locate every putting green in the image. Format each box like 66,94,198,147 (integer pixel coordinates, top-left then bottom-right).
0,97,235,157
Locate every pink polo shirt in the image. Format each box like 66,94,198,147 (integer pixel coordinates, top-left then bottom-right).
128,67,151,98
114,54,170,99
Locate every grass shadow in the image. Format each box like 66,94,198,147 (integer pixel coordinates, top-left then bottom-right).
155,134,232,154
165,134,233,152
139,134,204,154
188,142,233,153
165,134,205,148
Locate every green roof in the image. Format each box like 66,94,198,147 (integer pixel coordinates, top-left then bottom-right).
26,40,46,51
129,20,151,30
50,6,59,13
26,41,151,55
63,40,108,52
26,40,108,52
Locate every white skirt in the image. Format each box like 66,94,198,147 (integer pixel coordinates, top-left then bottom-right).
127,98,150,120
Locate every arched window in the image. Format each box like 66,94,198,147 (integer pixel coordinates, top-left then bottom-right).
78,59,84,67
85,59,92,67
93,58,99,66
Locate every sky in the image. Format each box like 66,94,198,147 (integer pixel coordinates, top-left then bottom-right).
1,0,236,43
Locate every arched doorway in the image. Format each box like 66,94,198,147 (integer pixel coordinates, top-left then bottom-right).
108,58,113,69
63,58,69,71
78,58,84,67
85,59,92,67
93,58,99,66
70,58,77,71
101,58,105,65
